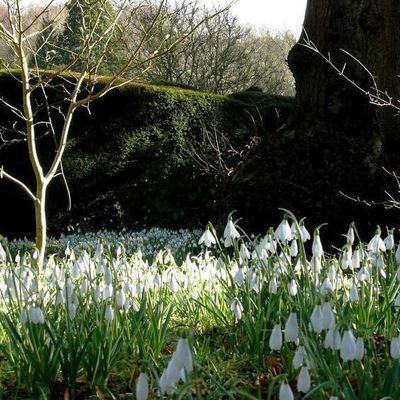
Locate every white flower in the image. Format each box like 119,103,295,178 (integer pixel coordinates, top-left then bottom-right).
324,327,342,350
351,248,361,270
0,243,6,263
233,268,245,286
384,230,395,250
297,366,311,393
105,304,115,322
284,312,298,343
320,278,334,296
175,338,193,375
349,284,359,302
312,231,323,258
299,222,311,242
288,280,298,296
290,240,298,257
293,345,306,369
198,228,216,247
19,309,28,324
391,336,400,359
268,276,278,294
355,337,364,360
136,372,149,400
279,383,294,400
116,289,126,307
367,228,386,253
223,219,240,247
341,248,352,270
340,330,357,362
239,243,250,262
269,324,283,351
346,224,355,245
310,256,322,275
310,305,323,333
230,298,244,321
321,302,335,330
28,306,44,324
356,266,371,282
396,244,400,264
275,218,292,243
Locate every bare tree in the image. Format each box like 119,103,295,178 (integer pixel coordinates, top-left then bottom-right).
0,0,217,268
130,0,295,94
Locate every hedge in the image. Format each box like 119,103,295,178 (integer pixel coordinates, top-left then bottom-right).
0,72,293,238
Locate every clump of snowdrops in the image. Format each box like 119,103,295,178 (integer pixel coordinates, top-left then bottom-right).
0,212,400,399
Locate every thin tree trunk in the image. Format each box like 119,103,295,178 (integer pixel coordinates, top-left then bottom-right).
34,183,47,269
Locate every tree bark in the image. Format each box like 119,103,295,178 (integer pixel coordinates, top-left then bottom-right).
34,183,47,270
288,0,400,160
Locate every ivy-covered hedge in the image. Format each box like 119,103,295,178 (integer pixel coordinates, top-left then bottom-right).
0,72,293,238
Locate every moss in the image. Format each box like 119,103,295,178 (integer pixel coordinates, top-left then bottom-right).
0,71,293,237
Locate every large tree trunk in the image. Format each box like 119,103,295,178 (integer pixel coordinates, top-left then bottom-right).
229,0,400,241
288,0,400,162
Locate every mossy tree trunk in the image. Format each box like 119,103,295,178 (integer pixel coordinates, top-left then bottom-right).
288,0,400,163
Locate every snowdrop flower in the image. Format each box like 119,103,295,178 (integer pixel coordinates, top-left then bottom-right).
390,335,400,359
116,288,126,308
223,218,240,247
396,244,400,264
269,324,283,351
310,256,322,275
198,228,216,247
0,243,6,263
324,327,342,350
279,382,294,400
312,230,323,258
290,240,298,257
275,218,292,243
355,337,364,360
136,372,149,400
233,267,245,286
367,227,386,253
346,223,355,245
284,312,298,343
299,221,311,242
288,280,298,296
103,283,113,299
28,306,45,324
55,289,65,306
341,247,352,270
268,276,279,294
19,309,28,325
230,298,244,321
356,265,371,282
395,293,400,308
175,338,193,376
320,278,334,296
349,284,359,302
340,330,357,361
351,247,361,270
105,304,115,322
310,305,323,333
293,345,307,369
239,243,250,262
297,366,311,393
321,302,335,330
384,229,395,250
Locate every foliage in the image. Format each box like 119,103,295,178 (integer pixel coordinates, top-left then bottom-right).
0,72,293,238
0,215,400,398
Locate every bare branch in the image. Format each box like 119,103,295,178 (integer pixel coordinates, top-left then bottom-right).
0,166,36,201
